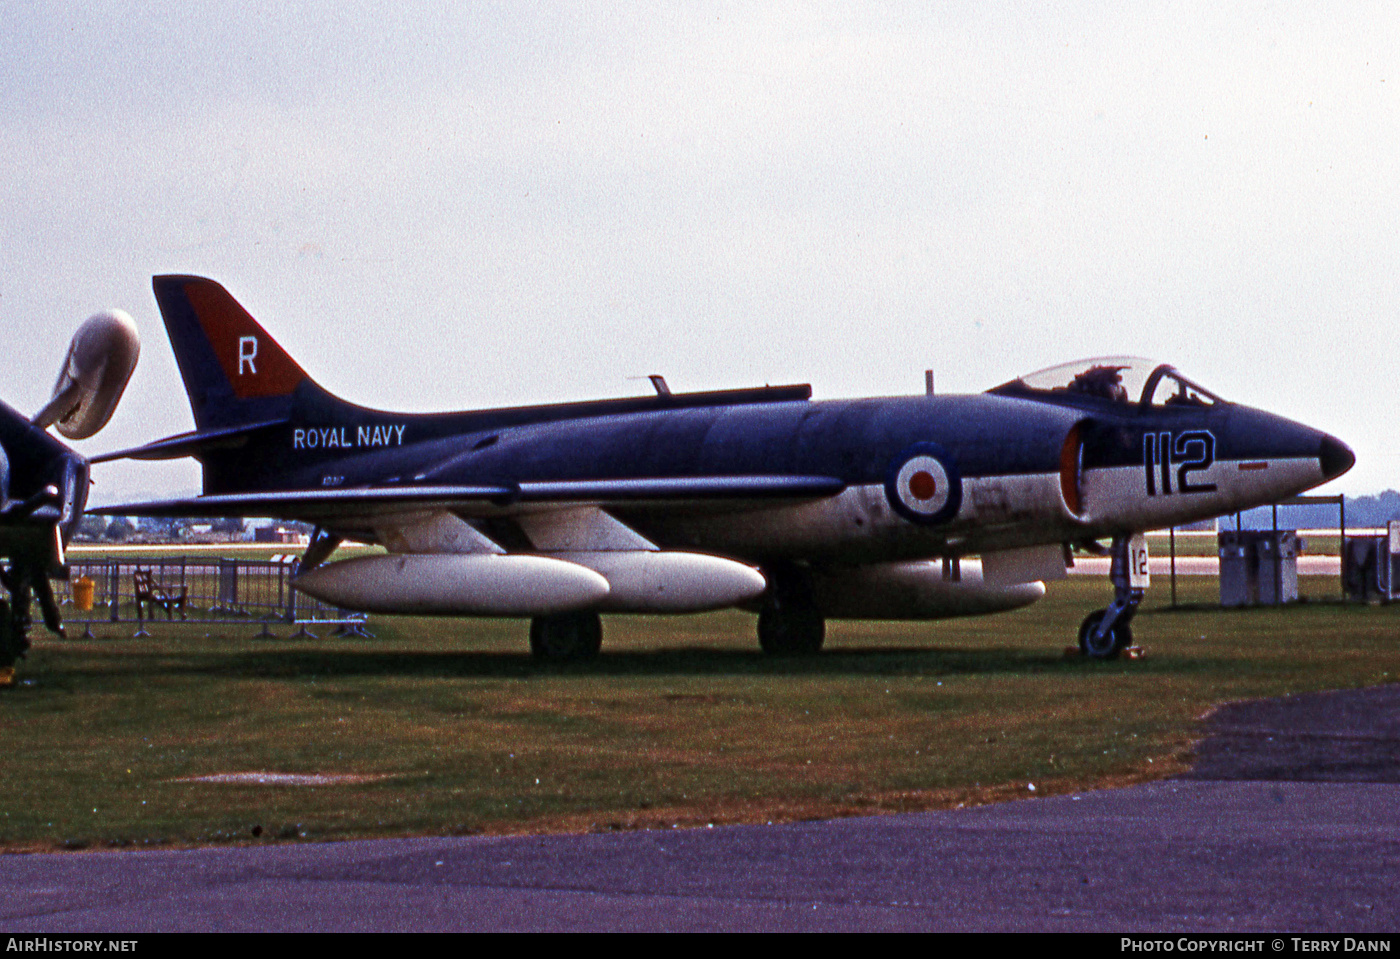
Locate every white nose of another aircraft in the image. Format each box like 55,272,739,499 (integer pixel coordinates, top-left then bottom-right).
32,309,141,440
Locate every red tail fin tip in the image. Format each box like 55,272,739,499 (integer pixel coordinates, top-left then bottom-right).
182,279,307,400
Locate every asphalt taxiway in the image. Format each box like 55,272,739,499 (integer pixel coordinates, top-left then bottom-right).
2,686,1397,932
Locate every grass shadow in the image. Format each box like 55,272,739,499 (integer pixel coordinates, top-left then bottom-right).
37,643,1151,683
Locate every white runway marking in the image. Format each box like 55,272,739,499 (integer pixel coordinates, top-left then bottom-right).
1069,556,1340,575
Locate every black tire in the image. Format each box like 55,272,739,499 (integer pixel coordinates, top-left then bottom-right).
1078,609,1131,660
757,565,825,656
529,611,603,662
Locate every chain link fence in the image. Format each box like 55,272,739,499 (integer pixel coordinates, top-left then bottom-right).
56,556,371,639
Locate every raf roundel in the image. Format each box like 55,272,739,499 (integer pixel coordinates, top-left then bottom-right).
885,443,962,525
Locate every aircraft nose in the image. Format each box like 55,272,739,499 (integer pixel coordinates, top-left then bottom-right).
1319,434,1355,482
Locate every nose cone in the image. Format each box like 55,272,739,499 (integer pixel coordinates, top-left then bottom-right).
1319,434,1355,483
1221,405,1355,501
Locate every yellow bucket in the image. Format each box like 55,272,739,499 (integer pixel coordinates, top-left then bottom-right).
73,575,95,612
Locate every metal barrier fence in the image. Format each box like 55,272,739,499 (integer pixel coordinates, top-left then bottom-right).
56,557,371,639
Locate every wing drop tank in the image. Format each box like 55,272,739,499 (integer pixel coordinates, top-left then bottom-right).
293,553,610,616
811,560,1044,620
551,550,767,612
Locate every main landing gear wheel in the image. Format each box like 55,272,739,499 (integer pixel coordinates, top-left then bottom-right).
529,611,603,662
757,565,825,656
1078,609,1132,660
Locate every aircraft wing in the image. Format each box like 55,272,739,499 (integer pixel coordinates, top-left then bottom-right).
91,474,847,523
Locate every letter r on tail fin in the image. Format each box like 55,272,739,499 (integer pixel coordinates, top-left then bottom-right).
153,276,309,428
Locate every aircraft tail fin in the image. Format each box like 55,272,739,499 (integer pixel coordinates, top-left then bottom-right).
153,275,311,430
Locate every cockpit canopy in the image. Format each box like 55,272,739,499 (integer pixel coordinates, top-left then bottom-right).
989,356,1224,408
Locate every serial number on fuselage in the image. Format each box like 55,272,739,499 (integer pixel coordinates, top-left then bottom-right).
292,425,407,450
1143,429,1216,496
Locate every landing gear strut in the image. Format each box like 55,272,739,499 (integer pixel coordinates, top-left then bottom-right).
757,563,825,656
529,611,603,662
1078,534,1146,660
0,562,48,680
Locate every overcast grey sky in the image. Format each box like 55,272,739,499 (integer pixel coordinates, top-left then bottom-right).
2,2,1396,501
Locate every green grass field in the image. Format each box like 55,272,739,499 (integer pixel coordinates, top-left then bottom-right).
1,573,1396,851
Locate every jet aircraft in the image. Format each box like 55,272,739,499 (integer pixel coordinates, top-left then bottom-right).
0,311,140,675
96,276,1354,660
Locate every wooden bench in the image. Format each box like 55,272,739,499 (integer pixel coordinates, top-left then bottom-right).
133,569,188,622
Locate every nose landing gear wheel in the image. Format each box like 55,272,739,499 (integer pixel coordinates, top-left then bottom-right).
1078,609,1131,660
529,611,603,662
